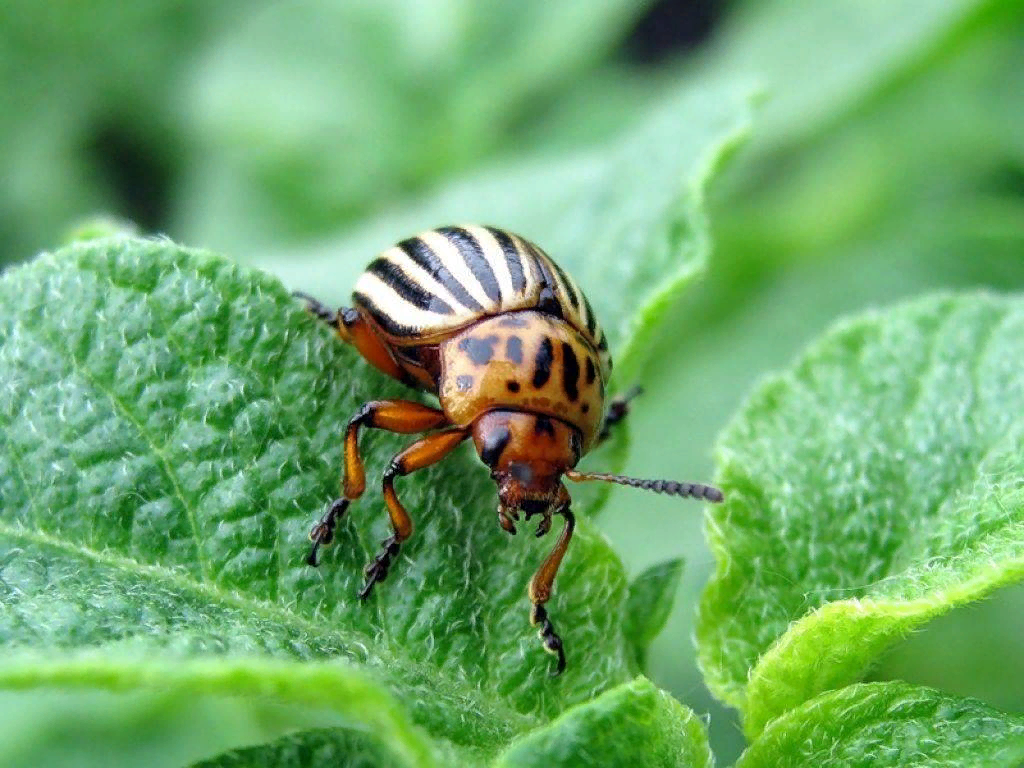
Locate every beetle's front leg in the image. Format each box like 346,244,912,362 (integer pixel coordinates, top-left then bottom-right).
527,489,574,675
306,399,451,567
359,426,469,600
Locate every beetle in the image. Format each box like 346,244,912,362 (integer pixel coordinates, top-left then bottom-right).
296,225,723,675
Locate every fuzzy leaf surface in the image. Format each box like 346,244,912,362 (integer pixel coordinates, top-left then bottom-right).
735,682,1024,768
494,677,713,768
0,237,715,765
698,293,1024,736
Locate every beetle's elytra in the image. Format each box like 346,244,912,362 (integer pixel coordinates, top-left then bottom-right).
296,225,723,675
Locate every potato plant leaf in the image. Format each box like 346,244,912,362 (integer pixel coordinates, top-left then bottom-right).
698,292,1024,737
494,677,713,768
0,237,711,765
735,682,1024,767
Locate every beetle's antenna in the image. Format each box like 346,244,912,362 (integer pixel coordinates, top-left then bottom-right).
564,470,723,502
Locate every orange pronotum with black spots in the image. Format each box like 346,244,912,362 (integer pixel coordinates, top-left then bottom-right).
296,225,723,675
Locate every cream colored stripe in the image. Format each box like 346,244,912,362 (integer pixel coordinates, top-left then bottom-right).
353,271,454,330
419,230,491,308
510,234,542,296
464,225,514,300
375,245,470,313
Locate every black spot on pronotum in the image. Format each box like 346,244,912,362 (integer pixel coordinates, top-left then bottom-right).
480,426,511,468
506,336,524,364
561,342,580,401
532,337,554,388
458,335,499,365
581,403,590,413
506,380,521,393
534,415,555,437
456,374,474,391
585,357,596,385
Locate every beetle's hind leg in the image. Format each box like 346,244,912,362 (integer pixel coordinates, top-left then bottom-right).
596,385,644,444
360,426,469,600
306,399,451,567
527,489,574,675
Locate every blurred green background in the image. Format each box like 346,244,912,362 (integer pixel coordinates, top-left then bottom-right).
2,0,1022,762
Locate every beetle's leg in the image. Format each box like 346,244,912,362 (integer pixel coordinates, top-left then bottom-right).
360,426,470,600
527,488,574,675
293,291,339,327
596,385,644,444
306,399,450,566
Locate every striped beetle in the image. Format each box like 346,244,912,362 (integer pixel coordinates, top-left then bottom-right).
296,225,723,675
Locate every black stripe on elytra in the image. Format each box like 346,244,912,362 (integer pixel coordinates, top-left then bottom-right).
367,257,453,314
438,226,502,304
398,236,484,313
532,337,554,388
550,261,580,311
458,335,499,365
585,356,596,385
506,336,523,364
530,250,564,320
353,292,416,337
582,292,598,338
486,227,527,293
561,342,580,401
479,426,511,468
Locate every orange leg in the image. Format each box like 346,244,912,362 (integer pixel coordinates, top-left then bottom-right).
527,487,575,675
294,292,419,387
359,426,469,600
306,399,451,566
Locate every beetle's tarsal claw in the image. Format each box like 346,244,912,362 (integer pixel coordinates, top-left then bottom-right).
305,544,320,567
531,604,567,675
306,498,350,567
359,535,400,600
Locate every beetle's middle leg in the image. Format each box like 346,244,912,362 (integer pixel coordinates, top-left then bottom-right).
596,385,644,444
306,399,450,566
360,425,470,600
527,488,575,675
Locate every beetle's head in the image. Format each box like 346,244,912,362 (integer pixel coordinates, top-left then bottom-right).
472,410,579,531
471,409,726,535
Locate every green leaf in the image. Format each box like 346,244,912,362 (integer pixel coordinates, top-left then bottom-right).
698,0,996,152
494,677,712,768
698,292,1024,737
735,682,1024,768
623,559,684,672
0,658,433,768
0,237,709,765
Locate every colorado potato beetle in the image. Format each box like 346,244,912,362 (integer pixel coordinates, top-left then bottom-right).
296,225,723,674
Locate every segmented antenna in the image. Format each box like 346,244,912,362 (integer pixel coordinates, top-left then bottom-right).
565,470,724,502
